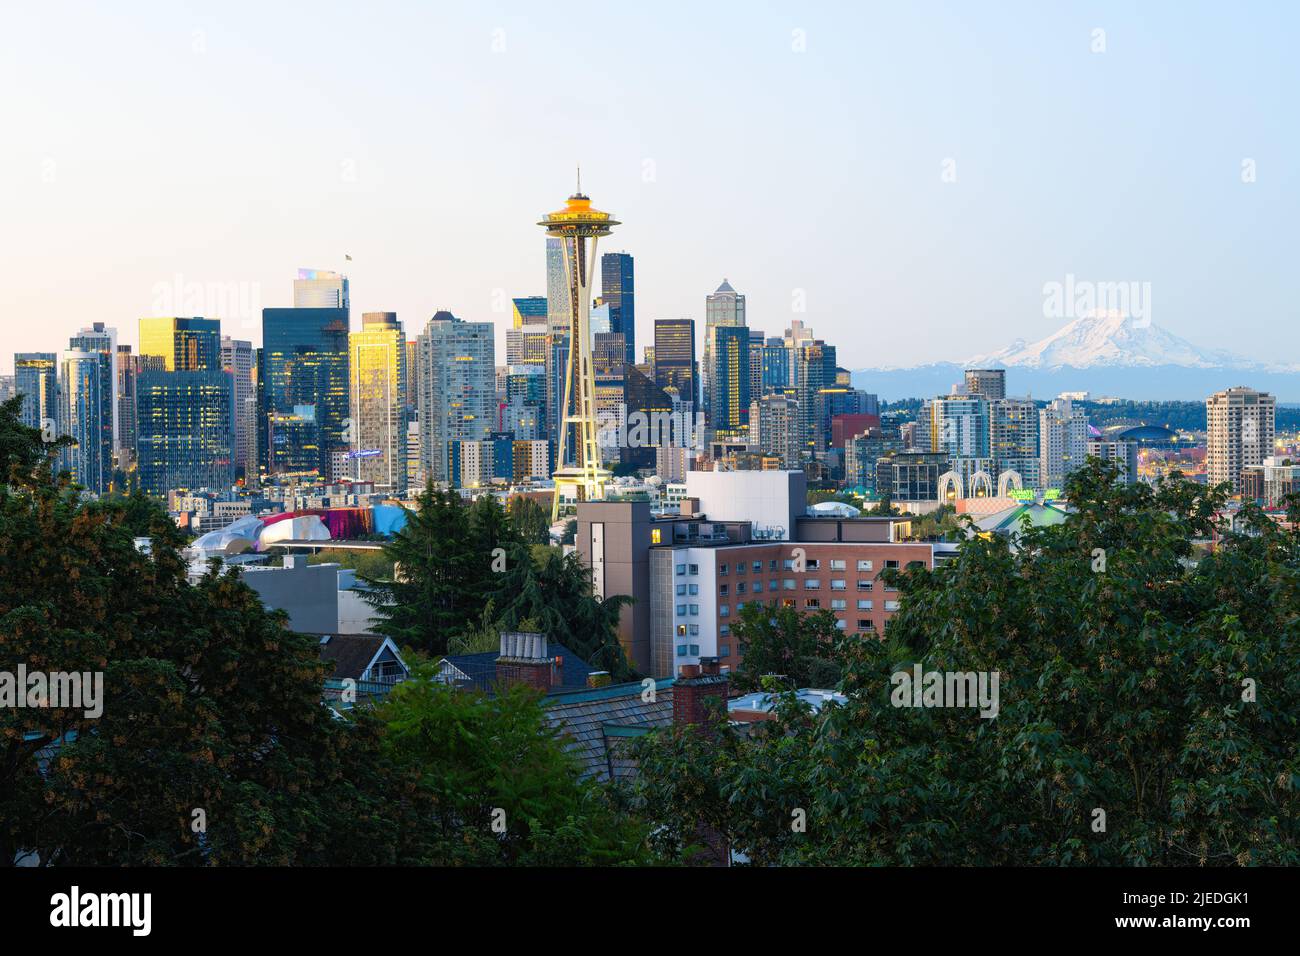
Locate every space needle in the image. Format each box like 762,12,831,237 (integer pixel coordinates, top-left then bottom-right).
539,172,620,521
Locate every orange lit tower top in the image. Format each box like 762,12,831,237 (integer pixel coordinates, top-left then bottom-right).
538,174,620,521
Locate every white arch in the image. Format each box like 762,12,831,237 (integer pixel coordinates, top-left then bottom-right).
937,470,963,502
970,470,994,498
997,469,1023,498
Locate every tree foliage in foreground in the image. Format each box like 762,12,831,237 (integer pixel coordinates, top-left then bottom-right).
632,460,1299,865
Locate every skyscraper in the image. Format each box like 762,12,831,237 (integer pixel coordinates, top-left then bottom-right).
349,312,407,492
416,310,495,485
69,323,119,455
139,317,221,372
1207,386,1276,493
59,349,113,493
601,252,635,366
793,339,836,461
545,238,570,336
136,366,234,495
537,183,619,519
13,352,58,432
749,393,800,466
653,318,696,408
1039,396,1090,492
293,269,350,311
708,324,751,438
702,279,745,423
221,336,257,476
259,308,351,478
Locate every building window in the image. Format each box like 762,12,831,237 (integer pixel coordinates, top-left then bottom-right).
676,625,687,636
858,619,874,631
719,563,729,574
690,624,699,636
806,558,820,570
857,560,873,571
751,580,762,593
885,600,900,612
719,645,730,658
835,619,847,630
719,605,729,617
782,598,796,608
720,584,729,596
830,559,847,571
783,579,796,590
769,559,778,570
689,583,699,595
676,584,686,596
805,598,820,609
720,624,730,636
752,561,762,572
677,645,687,657
804,579,821,590
651,528,662,544
689,564,699,575
858,580,873,591
736,601,744,611
736,562,746,575
689,645,700,656
831,579,846,590
737,582,747,594
690,604,699,616
783,558,794,570
885,560,900,570
831,599,846,610
676,564,685,575
857,599,873,610
676,604,686,616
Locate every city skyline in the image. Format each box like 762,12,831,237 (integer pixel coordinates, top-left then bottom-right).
3,1,1297,376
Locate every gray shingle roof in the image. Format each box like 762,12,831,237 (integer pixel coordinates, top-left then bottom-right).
543,679,676,782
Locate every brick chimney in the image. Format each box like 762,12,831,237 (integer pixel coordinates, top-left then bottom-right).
495,632,555,692
673,656,729,734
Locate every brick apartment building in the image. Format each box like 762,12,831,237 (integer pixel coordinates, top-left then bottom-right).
577,470,933,678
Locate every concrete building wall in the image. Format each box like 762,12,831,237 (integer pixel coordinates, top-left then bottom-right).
685,469,805,540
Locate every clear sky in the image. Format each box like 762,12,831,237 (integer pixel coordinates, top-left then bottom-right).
1,0,1295,374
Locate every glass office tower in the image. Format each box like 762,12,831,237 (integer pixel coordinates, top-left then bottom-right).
259,308,351,479
601,252,635,366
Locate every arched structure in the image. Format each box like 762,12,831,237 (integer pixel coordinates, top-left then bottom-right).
996,469,1023,498
969,470,994,498
937,470,963,502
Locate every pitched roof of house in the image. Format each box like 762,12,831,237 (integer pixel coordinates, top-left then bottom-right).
318,633,403,681
439,643,597,693
543,678,676,782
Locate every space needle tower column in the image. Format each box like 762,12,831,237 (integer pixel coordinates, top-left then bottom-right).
539,174,620,521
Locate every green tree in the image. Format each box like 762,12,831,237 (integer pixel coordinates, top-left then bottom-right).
487,545,635,679
729,603,843,692
378,670,652,865
363,482,479,655
633,460,1300,865
0,463,399,866
508,496,551,545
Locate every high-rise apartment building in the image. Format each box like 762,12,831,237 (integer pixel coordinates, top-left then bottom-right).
964,369,1006,401
601,252,635,366
69,323,120,455
416,310,495,484
14,352,59,433
139,317,222,372
348,312,407,491
59,349,113,493
545,238,570,336
1206,386,1276,493
1039,396,1090,492
990,397,1040,490
749,393,800,466
793,340,836,461
1087,438,1139,485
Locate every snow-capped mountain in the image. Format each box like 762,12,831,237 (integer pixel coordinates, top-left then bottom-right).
851,313,1300,401
965,313,1285,372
